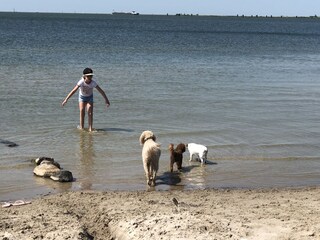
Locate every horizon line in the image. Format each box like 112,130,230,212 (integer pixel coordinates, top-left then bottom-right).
0,10,319,18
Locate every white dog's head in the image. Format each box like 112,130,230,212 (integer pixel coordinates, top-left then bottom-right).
139,130,156,145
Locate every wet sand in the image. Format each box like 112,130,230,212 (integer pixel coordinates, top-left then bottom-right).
1,187,320,239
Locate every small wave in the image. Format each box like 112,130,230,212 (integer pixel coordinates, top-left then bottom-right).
256,143,319,149
210,156,320,161
210,143,248,149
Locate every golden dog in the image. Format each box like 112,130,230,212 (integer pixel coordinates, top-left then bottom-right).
139,130,161,186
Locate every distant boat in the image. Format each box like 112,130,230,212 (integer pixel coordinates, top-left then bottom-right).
112,11,139,15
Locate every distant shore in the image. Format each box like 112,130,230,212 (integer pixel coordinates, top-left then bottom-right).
0,11,319,19
1,187,320,239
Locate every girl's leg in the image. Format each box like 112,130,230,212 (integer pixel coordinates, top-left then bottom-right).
87,102,94,131
79,102,86,129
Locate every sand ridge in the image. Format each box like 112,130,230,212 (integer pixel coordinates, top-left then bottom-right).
1,188,320,239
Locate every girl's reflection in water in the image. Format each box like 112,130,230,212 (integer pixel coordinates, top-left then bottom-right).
79,131,95,190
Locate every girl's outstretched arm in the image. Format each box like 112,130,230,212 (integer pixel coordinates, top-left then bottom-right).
62,85,79,106
96,85,110,107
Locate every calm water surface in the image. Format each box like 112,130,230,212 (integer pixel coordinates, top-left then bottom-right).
1,13,320,201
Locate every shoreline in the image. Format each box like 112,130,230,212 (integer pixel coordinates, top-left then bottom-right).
1,187,320,239
0,11,319,19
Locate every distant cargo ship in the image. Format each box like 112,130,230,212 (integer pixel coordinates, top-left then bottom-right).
112,11,139,15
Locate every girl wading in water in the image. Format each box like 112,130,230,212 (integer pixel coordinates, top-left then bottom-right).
62,68,110,132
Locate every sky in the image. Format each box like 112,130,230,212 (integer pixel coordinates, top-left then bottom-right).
1,0,319,17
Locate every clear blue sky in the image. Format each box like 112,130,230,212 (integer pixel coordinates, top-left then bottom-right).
1,0,319,17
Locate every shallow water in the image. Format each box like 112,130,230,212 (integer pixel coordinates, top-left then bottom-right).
1,13,320,201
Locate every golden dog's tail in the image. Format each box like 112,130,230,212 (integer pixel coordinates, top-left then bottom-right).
168,143,174,152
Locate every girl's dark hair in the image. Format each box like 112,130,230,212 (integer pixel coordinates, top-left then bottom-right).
83,68,93,75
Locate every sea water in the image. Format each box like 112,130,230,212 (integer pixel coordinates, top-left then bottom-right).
1,12,320,201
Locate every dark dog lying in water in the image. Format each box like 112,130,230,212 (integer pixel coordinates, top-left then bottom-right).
0,139,18,147
33,157,73,182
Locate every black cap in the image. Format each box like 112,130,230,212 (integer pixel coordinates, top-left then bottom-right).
83,68,94,76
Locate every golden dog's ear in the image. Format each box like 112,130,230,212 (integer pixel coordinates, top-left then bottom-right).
139,130,155,145
139,132,146,145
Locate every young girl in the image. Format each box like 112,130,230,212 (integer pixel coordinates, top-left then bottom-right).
62,68,110,132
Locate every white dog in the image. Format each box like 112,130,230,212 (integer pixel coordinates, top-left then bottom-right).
186,143,208,164
139,130,161,186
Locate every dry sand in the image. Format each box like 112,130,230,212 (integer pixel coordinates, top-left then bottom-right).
1,187,320,240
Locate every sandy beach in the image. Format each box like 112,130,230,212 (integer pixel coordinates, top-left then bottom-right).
1,187,320,240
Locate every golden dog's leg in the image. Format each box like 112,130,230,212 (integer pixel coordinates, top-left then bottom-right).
143,161,151,185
